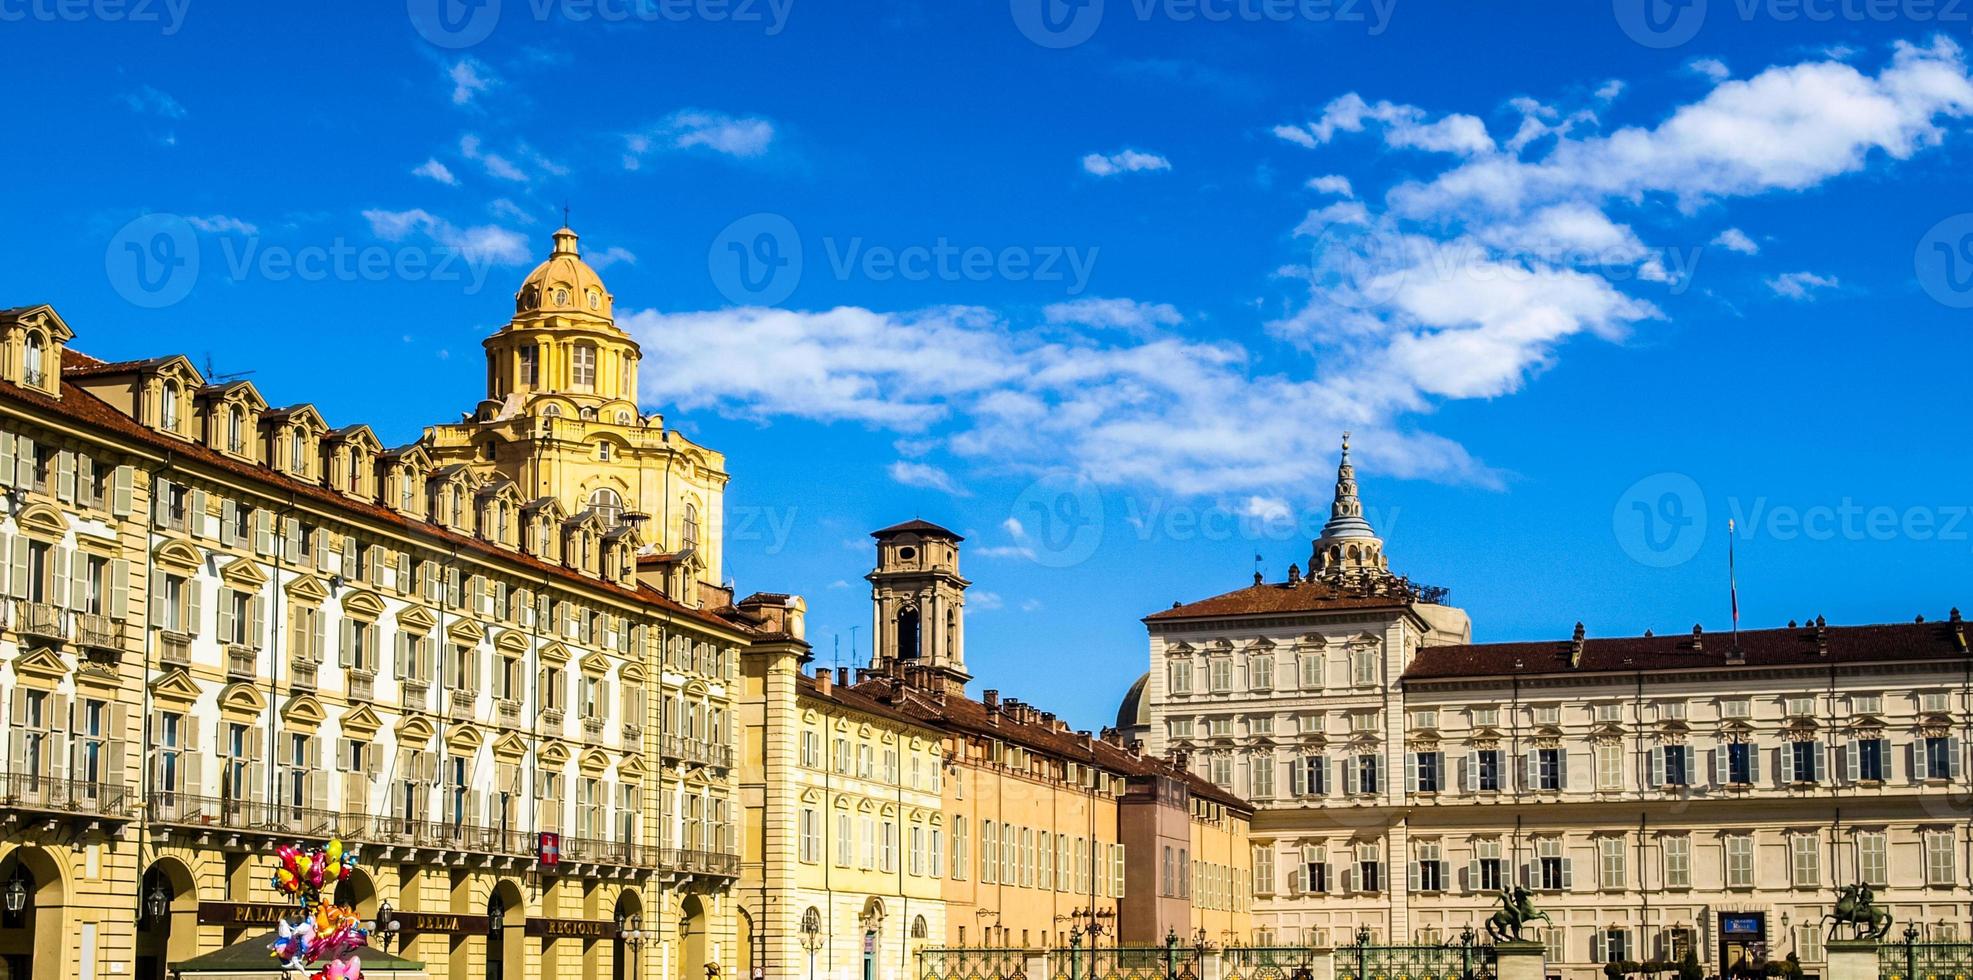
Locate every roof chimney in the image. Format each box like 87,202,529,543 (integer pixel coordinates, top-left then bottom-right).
837,666,850,688
1287,563,1302,586
983,689,1000,713
1690,624,1703,651
815,667,833,696
1816,617,1829,657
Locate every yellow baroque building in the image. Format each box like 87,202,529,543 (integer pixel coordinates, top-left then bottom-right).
738,519,1253,980
0,228,790,980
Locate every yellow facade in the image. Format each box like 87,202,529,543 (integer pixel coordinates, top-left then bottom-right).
0,227,776,980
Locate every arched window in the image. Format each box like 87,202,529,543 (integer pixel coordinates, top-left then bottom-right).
897,607,921,661
227,406,244,453
541,404,561,418
22,332,45,386
911,915,928,939
589,488,623,528
290,430,305,471
681,502,700,554
616,411,632,425
585,288,601,310
161,380,181,431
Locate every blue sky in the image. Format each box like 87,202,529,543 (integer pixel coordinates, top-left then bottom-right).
8,0,1973,729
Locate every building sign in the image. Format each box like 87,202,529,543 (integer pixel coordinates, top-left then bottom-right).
525,917,615,940
1721,915,1765,935
394,911,491,935
198,902,294,926
538,832,561,867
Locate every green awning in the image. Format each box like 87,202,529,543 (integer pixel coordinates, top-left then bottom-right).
172,931,425,975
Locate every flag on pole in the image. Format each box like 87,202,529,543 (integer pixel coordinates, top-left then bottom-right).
1728,518,1740,649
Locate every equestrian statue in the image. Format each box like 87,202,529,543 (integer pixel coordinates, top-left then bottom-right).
1486,886,1553,944
1823,883,1892,942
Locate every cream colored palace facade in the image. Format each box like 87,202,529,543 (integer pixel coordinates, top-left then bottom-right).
0,228,778,980
1134,439,1973,980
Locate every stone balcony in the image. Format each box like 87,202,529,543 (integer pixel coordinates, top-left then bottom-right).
158,631,193,668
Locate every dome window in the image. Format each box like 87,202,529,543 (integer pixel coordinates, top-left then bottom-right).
586,288,601,310
554,288,570,305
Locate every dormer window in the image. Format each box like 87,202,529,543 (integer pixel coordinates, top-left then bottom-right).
289,430,305,472
554,288,570,305
589,488,622,528
227,406,245,453
586,289,600,310
22,332,45,387
161,381,181,431
542,404,560,418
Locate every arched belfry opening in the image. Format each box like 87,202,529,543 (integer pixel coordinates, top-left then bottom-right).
896,606,922,660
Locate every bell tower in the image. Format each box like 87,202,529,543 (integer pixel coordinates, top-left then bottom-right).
867,519,971,692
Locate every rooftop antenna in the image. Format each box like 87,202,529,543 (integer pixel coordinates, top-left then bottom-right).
202,352,255,384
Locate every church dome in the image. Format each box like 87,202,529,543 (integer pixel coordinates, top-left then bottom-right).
514,227,614,321
1115,671,1151,731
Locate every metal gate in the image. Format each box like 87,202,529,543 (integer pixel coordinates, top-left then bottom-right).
1222,946,1325,980
1048,944,1198,980
920,948,1036,980
1336,938,1497,980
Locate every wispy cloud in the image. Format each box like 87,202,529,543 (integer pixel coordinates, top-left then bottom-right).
450,58,494,106
458,135,564,183
1306,174,1354,197
1082,149,1172,177
887,460,971,496
625,110,777,168
1767,270,1840,300
412,158,459,186
588,245,637,270
1711,227,1759,255
186,215,258,235
1275,93,1494,156
121,84,187,119
1688,57,1731,82
362,208,530,264
1043,298,1182,335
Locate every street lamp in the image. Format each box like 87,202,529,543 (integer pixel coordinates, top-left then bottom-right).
368,900,403,951
801,907,825,980
145,881,170,922
4,873,27,915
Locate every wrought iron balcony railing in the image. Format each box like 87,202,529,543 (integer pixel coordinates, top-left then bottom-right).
0,770,133,818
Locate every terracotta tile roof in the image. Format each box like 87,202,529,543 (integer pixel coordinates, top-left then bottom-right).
871,518,962,541
844,676,1253,814
1402,617,1972,681
1146,577,1419,622
798,672,940,732
0,350,748,636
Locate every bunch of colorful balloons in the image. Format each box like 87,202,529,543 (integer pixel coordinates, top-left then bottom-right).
266,839,370,980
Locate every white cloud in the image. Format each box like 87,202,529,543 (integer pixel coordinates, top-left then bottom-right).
1594,80,1626,102
361,208,530,264
412,158,459,186
1082,149,1173,177
1712,227,1759,254
489,198,535,224
460,134,529,182
588,245,637,270
887,460,971,496
1044,298,1182,335
185,215,258,235
1275,93,1495,156
1242,496,1293,522
969,591,1005,612
1689,57,1731,82
625,110,777,167
618,43,1967,504
1306,174,1355,197
1767,271,1840,300
1019,598,1044,613
121,84,186,119
450,58,493,106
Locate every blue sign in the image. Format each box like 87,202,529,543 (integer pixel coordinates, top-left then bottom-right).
1722,916,1763,935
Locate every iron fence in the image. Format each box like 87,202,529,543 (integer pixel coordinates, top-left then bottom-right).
921,947,1038,980
1222,946,1325,980
1880,939,1973,980
1337,939,1496,980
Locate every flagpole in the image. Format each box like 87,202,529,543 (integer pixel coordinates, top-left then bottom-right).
1729,518,1740,652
